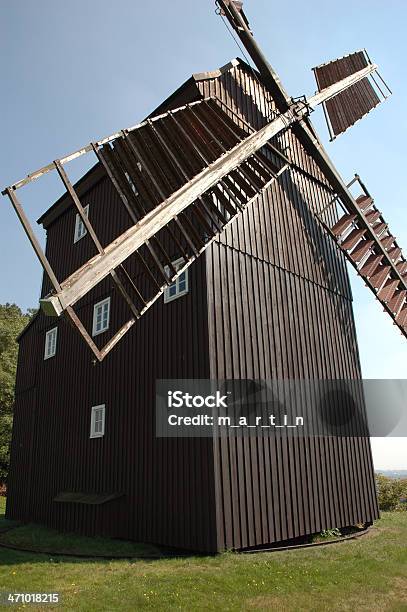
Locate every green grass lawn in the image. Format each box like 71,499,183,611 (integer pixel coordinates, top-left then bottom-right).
0,496,406,611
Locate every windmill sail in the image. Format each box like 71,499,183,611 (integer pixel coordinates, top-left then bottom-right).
320,177,407,338
4,96,290,360
40,97,287,321
313,50,391,139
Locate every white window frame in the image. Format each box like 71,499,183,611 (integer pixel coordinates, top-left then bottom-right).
90,404,105,439
44,327,58,360
92,296,111,336
164,258,189,303
73,204,89,243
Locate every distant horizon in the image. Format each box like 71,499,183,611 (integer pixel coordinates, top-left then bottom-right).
374,467,407,472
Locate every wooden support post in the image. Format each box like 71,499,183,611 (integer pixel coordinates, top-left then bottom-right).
65,306,102,361
54,159,104,253
118,264,147,307
5,187,62,295
216,0,291,113
110,270,140,319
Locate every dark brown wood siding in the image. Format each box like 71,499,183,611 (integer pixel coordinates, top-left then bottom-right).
197,63,378,550
8,178,217,551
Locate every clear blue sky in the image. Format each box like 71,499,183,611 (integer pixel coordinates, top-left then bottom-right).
1,0,406,468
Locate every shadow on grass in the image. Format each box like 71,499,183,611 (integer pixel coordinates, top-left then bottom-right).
0,528,208,566
0,506,210,566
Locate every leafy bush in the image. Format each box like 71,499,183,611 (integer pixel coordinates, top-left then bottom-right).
0,414,13,484
376,474,407,511
0,304,36,484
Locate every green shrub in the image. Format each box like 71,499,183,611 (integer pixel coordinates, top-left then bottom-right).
0,304,36,484
376,474,407,511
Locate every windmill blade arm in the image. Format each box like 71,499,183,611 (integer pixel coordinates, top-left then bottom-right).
40,104,295,318
216,0,291,113
318,177,407,338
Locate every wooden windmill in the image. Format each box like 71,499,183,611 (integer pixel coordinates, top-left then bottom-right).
2,1,400,361
6,1,400,553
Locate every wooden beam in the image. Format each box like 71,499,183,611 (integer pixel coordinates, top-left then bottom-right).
99,318,136,360
64,306,102,361
110,269,140,319
54,159,104,253
5,187,62,295
216,0,291,113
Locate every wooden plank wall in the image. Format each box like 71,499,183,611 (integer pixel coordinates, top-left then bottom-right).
7,177,218,552
197,63,378,550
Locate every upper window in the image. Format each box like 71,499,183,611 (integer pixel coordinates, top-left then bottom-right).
90,404,105,438
164,258,189,303
74,204,89,243
44,327,58,360
92,297,110,336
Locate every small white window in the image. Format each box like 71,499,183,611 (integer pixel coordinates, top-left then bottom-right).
74,204,89,243
44,327,58,360
90,404,105,438
92,297,111,336
164,258,189,303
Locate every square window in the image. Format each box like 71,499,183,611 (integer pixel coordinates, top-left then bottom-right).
164,258,189,303
92,297,111,336
44,327,58,360
90,404,105,438
74,204,89,243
